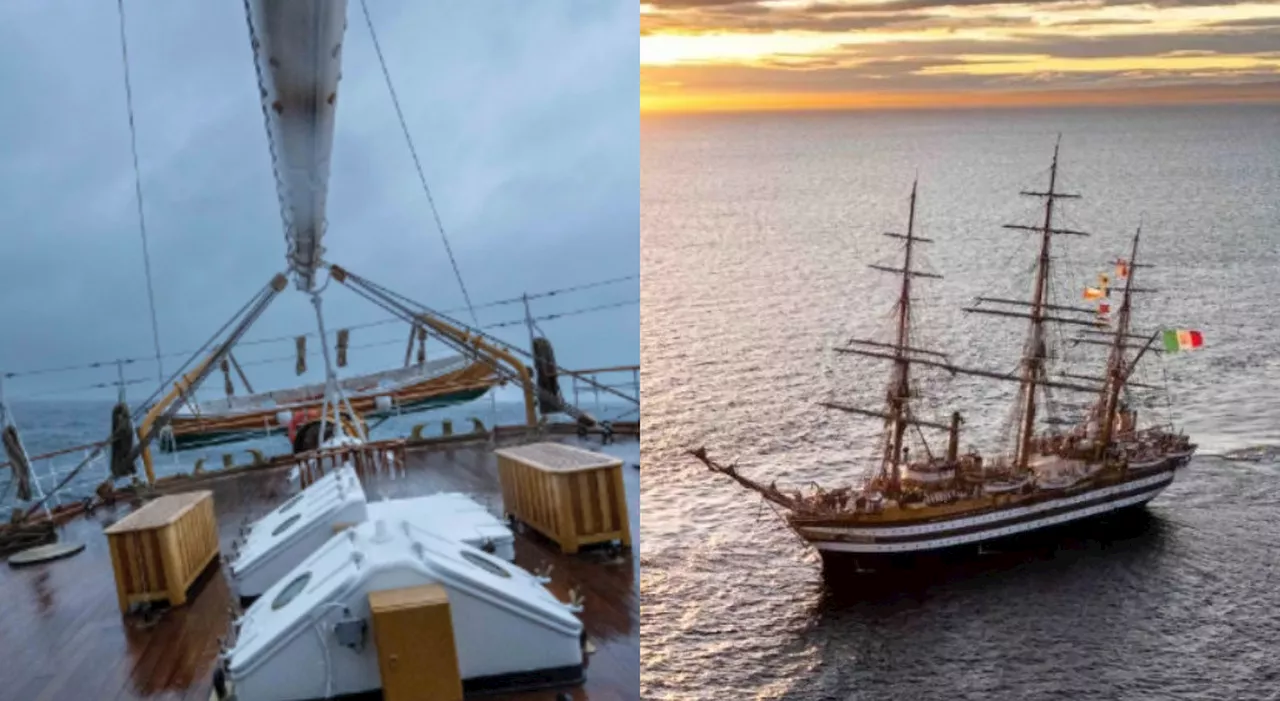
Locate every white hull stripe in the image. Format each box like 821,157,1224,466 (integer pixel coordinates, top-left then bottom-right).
797,470,1175,540
805,480,1171,553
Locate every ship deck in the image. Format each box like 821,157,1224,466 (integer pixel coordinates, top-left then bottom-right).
0,435,639,701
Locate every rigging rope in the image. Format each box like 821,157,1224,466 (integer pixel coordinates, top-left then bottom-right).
221,299,636,371
357,0,500,422
358,0,478,328
1,293,637,400
115,0,165,389
0,275,635,380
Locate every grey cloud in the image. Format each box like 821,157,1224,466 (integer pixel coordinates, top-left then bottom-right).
643,0,1261,11
645,0,1279,32
644,47,1280,93
1209,16,1280,28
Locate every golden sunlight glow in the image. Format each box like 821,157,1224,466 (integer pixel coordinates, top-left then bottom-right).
921,54,1280,77
639,0,1280,111
640,32,847,66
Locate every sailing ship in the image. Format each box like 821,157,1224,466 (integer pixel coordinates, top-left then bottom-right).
692,143,1197,571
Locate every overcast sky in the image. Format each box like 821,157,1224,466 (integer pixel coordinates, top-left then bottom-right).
641,0,1280,111
0,1,638,403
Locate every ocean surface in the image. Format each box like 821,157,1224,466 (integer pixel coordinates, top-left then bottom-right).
640,105,1280,700
0,395,634,512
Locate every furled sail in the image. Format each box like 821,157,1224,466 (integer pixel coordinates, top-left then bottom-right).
244,0,349,291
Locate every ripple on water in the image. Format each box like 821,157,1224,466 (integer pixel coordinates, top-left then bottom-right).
641,107,1280,700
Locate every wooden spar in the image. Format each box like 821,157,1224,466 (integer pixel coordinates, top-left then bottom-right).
819,402,949,431
135,274,289,486
403,324,417,367
228,353,254,394
1020,189,1081,199
884,232,934,243
687,448,803,512
1001,224,1089,236
1057,372,1157,390
833,347,1103,393
963,307,1105,328
844,337,948,359
869,264,942,279
974,297,1098,315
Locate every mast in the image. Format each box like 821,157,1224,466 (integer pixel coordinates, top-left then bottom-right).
966,139,1088,471
1017,143,1058,469
829,181,946,494
886,181,920,489
1096,226,1142,457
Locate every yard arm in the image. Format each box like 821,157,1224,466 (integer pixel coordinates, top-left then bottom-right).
133,273,290,484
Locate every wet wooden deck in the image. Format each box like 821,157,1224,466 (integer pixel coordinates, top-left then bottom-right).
0,436,639,701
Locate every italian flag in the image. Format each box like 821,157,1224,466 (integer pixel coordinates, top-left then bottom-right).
1162,329,1204,352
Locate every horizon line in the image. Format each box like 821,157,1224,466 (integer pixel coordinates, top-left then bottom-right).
640,81,1280,115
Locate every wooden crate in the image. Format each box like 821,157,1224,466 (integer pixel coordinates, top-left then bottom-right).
104,490,218,614
369,584,463,701
495,442,631,554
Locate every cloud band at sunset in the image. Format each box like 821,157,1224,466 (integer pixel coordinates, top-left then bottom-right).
640,0,1280,112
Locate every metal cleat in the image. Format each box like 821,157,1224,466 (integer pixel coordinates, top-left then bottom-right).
532,562,554,583
566,586,585,613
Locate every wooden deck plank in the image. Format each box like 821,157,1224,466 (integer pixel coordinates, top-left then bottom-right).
0,436,639,701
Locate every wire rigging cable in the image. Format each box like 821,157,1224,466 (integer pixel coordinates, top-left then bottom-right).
0,274,635,381
1,297,636,400
358,0,478,328
115,0,165,388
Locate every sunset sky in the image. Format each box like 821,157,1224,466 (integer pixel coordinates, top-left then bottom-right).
640,0,1280,111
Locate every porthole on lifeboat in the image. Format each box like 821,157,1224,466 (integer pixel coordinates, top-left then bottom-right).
461,550,511,578
272,571,311,610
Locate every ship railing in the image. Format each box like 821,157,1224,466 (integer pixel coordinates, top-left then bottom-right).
568,365,639,421
292,439,408,488
0,439,113,539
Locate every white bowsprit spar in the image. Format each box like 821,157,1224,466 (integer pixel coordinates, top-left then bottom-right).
243,0,347,293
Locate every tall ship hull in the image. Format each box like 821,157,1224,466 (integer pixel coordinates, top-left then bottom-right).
795,454,1189,561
